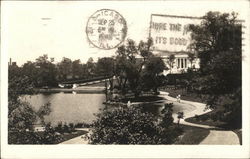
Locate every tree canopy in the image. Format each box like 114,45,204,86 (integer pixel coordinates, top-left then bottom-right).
90,103,181,144
189,11,242,128
114,38,166,96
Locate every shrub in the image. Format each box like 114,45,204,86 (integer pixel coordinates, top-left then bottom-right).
90,105,181,144
55,122,63,133
194,114,200,121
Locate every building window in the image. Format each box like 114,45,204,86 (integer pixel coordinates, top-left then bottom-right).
181,58,183,68
184,58,187,68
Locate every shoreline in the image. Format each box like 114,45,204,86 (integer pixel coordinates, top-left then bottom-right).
36,86,105,93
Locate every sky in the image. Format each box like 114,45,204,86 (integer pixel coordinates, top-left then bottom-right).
2,0,249,66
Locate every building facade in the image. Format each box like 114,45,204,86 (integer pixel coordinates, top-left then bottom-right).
149,14,201,75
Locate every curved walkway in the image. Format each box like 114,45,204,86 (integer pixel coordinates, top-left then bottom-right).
60,92,240,145
59,128,92,144
159,91,240,145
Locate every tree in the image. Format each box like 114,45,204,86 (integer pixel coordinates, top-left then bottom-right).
86,57,96,78
57,57,73,81
96,57,115,89
90,105,181,144
167,54,175,74
177,112,184,127
35,54,57,87
142,56,166,94
22,61,40,87
189,11,242,128
72,59,82,79
160,103,174,128
114,38,166,97
115,39,143,96
188,52,195,69
8,65,61,144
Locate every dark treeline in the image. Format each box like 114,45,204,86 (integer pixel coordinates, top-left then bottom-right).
9,55,115,87
9,38,167,97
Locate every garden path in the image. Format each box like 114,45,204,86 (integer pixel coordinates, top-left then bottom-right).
159,91,240,145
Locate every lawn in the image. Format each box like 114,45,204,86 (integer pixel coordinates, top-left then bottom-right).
121,95,164,103
233,129,242,145
159,87,204,103
174,124,210,145
185,112,228,128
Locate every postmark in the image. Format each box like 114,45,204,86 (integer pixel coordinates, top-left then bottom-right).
86,9,127,50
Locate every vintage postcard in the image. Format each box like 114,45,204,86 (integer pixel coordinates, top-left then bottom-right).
1,0,250,158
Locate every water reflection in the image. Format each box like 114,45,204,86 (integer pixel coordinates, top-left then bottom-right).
23,93,106,126
22,93,195,126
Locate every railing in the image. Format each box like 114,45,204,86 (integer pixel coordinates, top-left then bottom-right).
59,75,113,84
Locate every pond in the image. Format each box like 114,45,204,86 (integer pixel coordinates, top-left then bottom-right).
22,92,106,126
22,92,195,126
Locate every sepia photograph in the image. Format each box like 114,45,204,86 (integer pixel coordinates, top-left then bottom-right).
1,0,250,158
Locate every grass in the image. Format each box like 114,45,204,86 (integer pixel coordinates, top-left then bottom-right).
185,111,228,128
159,87,204,103
121,95,164,103
160,86,242,144
232,129,242,145
174,124,210,145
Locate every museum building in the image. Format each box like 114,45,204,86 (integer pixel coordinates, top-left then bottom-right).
149,14,201,75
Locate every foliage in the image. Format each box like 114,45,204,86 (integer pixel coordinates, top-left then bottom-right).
8,101,37,131
142,56,166,93
177,112,184,126
35,54,58,87
114,38,166,96
160,103,174,128
37,103,52,125
90,105,181,144
57,57,73,81
8,64,62,144
187,53,196,68
8,123,62,144
167,54,175,74
14,54,116,87
96,57,115,90
189,11,242,128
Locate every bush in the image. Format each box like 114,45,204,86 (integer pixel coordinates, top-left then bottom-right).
55,122,63,133
90,105,181,144
9,123,62,144
41,123,62,144
194,114,200,121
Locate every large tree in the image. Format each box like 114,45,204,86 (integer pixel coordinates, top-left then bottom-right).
35,54,57,87
114,38,166,97
189,11,242,127
57,57,73,81
142,56,166,94
8,65,61,144
72,59,82,79
96,57,115,89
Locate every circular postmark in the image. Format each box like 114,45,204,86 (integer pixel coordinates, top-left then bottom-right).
86,9,127,50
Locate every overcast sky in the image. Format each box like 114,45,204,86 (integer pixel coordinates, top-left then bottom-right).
2,1,248,66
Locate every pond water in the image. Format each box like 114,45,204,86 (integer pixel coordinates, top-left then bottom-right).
22,92,106,126
22,92,194,126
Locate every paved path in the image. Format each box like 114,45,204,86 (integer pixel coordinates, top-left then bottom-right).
59,128,92,144
60,92,240,145
159,91,240,145
200,130,239,145
159,91,212,126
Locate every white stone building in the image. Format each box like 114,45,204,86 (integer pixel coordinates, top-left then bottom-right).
149,14,201,75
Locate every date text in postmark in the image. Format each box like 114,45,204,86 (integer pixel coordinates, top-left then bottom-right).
86,9,127,50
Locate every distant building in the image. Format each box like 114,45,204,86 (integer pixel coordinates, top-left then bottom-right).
149,14,201,75
8,58,17,66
